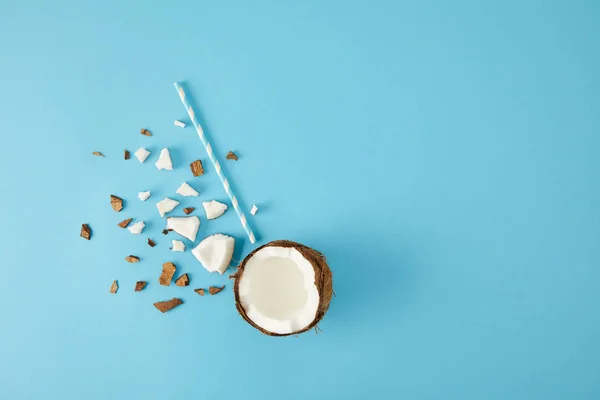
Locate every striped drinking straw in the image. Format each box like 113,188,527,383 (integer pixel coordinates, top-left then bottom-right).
174,82,257,244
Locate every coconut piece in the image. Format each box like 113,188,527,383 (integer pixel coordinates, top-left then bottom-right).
148,238,156,247
128,221,145,234
125,255,140,263
172,240,185,252
80,224,91,240
154,298,183,313
183,207,195,215
138,191,151,201
118,218,133,228
202,200,228,220
110,195,124,212
194,288,205,296
175,273,189,287
192,234,235,275
124,149,130,160
174,120,186,128
166,216,200,242
209,285,225,295
190,160,204,177
250,204,258,216
226,151,238,161
140,128,152,136
233,240,333,336
176,182,199,197
159,262,177,286
162,229,171,235
92,151,104,157
110,280,118,294
135,281,147,291
155,148,173,171
134,147,151,163
157,198,180,217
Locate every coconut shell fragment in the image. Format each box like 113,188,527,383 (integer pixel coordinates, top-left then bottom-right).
124,149,130,160
110,280,118,294
175,273,190,287
148,238,156,247
80,224,91,240
140,128,152,136
190,160,204,177
194,288,205,296
118,218,133,228
110,195,124,212
162,229,171,235
154,298,183,313
92,151,104,157
226,151,238,161
209,285,225,295
159,262,177,286
183,207,195,215
125,255,140,263
135,281,147,291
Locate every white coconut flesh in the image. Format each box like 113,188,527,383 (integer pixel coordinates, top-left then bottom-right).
192,234,235,274
237,246,320,335
155,148,173,170
166,216,200,242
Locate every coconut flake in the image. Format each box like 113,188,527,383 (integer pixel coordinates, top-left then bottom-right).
110,195,124,212
155,148,173,170
110,280,118,294
135,281,147,291
118,218,133,228
128,221,145,234
202,200,228,220
166,216,200,242
190,160,204,177
134,147,151,163
176,182,199,197
209,285,225,295
125,255,140,263
172,240,185,252
154,298,182,313
192,234,235,275
194,288,205,296
140,128,152,136
159,262,177,286
174,120,186,128
138,191,151,201
92,151,104,157
250,204,258,216
124,149,130,160
175,273,190,287
80,224,91,240
157,198,180,217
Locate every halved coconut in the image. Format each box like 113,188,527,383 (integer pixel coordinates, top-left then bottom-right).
233,241,333,336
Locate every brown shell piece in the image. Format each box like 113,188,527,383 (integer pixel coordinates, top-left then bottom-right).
110,280,118,294
125,255,140,263
92,151,104,157
147,238,156,247
194,288,205,296
226,151,238,161
80,224,91,240
135,281,147,291
140,128,152,136
110,195,124,212
209,285,225,295
118,218,133,228
154,298,183,313
175,273,190,287
190,160,204,177
159,262,177,286
183,207,195,215
124,149,130,160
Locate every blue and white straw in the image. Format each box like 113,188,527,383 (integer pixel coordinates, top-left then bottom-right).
174,81,257,244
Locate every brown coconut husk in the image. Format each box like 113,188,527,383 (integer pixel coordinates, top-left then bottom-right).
232,240,333,337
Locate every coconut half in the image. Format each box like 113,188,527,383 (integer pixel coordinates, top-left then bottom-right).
233,240,333,336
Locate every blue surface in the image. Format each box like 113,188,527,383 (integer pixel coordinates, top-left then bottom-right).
1,1,599,399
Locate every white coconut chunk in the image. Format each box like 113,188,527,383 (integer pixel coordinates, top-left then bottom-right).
202,200,228,220
156,197,180,217
138,191,151,201
250,204,258,215
176,182,199,197
155,148,173,170
174,120,186,128
134,147,151,163
192,234,235,275
166,216,200,242
128,221,145,234
171,240,185,252
237,246,320,335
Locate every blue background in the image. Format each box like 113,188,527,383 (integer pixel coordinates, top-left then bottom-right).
1,1,599,399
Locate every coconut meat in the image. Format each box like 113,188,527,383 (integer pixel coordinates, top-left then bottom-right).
138,191,151,201
155,148,173,170
166,216,200,242
172,240,185,252
157,198,180,217
128,221,145,234
202,200,227,220
176,182,199,197
134,147,151,163
237,246,320,335
192,234,235,274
